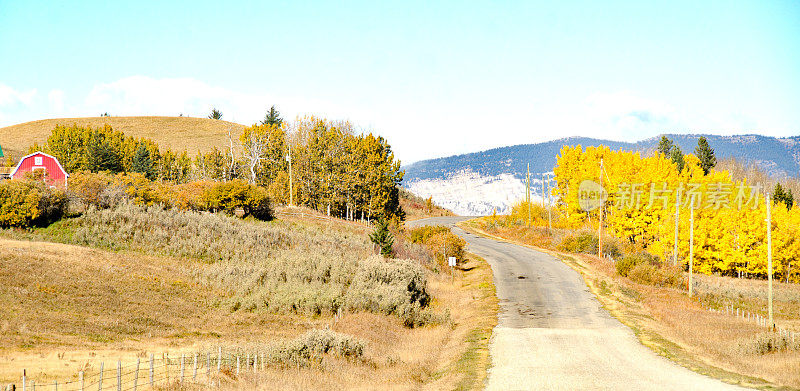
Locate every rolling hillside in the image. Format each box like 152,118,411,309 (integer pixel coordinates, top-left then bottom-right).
0,116,246,159
404,134,800,215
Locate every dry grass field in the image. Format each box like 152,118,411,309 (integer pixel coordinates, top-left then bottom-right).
0,212,496,390
462,219,800,389
399,188,455,221
0,116,245,160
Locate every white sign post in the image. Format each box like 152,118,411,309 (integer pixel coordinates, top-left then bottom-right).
448,256,456,267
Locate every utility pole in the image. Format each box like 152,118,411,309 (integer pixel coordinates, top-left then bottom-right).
541,172,545,208
689,205,694,297
287,147,294,207
767,192,774,328
598,159,604,259
526,163,531,226
546,173,553,230
673,189,680,267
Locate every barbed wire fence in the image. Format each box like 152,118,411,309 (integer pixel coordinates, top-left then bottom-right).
6,348,278,391
702,303,796,342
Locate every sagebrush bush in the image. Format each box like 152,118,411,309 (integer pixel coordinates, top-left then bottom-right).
628,263,683,288
70,201,289,262
735,332,800,355
225,329,365,368
59,203,433,324
616,252,658,277
0,180,67,228
344,256,430,318
557,231,598,254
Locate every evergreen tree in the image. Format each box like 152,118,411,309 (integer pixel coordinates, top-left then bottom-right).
670,145,685,173
208,108,222,120
695,136,717,175
131,143,154,179
86,138,122,172
774,183,794,209
261,105,284,127
657,136,674,156
369,217,394,257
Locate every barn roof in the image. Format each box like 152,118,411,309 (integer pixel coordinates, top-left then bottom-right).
9,151,70,179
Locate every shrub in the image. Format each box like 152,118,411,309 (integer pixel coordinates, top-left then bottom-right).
736,332,800,355
557,231,598,254
0,180,67,228
68,171,115,208
615,252,658,277
227,329,365,368
628,263,683,288
407,225,466,268
344,256,430,322
202,180,273,220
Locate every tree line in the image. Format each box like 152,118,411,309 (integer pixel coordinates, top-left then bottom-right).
30,107,405,221
554,137,800,282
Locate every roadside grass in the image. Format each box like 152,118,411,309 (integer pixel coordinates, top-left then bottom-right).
462,218,800,390
1,212,498,389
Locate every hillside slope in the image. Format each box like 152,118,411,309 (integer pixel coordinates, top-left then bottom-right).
0,116,246,159
403,134,800,215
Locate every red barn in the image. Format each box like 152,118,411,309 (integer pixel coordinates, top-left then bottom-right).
10,152,69,187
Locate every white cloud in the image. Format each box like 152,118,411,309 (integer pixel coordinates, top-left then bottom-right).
48,89,65,112
0,83,37,123
584,91,682,140
0,84,37,107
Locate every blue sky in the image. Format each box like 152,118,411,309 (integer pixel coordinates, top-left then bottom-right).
1,1,799,163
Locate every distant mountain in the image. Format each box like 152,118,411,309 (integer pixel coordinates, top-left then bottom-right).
403,134,800,215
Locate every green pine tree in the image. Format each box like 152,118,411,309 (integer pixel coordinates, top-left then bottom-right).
261,105,284,127
369,217,394,257
657,135,674,157
773,183,794,209
694,136,716,175
131,143,154,179
208,108,222,120
670,145,685,173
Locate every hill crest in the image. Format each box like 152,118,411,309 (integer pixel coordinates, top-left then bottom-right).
0,116,246,160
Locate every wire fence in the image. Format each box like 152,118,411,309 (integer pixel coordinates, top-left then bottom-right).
703,303,796,341
7,348,279,391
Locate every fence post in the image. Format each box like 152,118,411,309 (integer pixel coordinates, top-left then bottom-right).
236,355,240,375
98,362,104,391
254,353,257,374
134,358,140,391
117,360,121,391
31,381,34,391
149,354,154,388
165,353,169,384
79,371,83,391
206,353,210,379
54,381,56,391
217,347,221,374
193,353,197,381
180,354,185,384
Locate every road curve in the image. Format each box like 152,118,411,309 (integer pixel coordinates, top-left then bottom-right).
408,216,745,391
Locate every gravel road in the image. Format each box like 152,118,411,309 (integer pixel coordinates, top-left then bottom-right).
408,216,746,391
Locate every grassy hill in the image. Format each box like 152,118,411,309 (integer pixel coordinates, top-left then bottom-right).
0,116,246,160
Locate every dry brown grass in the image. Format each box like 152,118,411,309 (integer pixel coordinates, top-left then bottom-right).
399,188,455,222
0,216,497,390
465,220,800,389
0,116,245,160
